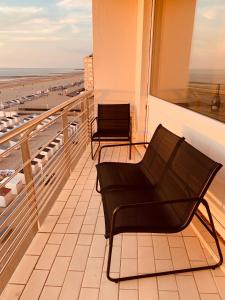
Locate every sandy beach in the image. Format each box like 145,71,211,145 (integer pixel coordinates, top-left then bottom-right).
0,71,84,171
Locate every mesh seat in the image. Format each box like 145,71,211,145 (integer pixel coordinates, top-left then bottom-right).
100,138,223,282
96,124,183,192
91,104,131,158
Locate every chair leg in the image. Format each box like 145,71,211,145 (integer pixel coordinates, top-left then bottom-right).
107,208,223,282
95,175,101,193
129,142,132,160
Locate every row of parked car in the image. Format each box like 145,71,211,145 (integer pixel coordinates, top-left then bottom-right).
0,119,78,207
0,79,84,110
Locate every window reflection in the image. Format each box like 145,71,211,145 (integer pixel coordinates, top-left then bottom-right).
151,0,225,123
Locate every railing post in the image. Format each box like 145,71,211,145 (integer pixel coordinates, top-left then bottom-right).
20,132,39,224
62,109,72,173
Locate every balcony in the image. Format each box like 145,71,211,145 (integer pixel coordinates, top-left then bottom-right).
0,94,225,298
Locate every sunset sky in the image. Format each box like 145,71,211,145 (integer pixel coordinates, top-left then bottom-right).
0,0,92,68
189,0,225,70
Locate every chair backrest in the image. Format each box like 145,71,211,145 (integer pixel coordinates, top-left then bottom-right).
97,104,130,133
140,124,184,185
155,140,222,227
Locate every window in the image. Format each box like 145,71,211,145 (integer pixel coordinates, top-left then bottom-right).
151,0,225,123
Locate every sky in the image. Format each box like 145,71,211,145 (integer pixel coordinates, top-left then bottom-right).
189,0,225,70
0,0,92,68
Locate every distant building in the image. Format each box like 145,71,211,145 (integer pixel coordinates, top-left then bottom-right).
83,54,94,91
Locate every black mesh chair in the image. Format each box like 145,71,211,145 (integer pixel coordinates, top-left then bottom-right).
96,124,184,193
90,104,132,159
98,140,223,282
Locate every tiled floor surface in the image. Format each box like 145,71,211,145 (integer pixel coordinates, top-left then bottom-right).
1,145,225,299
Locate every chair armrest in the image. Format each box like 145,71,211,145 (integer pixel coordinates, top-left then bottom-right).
98,142,149,163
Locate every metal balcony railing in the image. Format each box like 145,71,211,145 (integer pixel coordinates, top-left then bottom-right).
0,90,94,292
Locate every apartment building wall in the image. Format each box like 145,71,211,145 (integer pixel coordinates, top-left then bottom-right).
83,55,94,91
92,0,138,105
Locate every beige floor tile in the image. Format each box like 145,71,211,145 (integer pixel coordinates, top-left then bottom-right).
46,257,70,286
65,195,79,209
81,167,91,176
26,233,50,256
74,202,89,216
153,236,171,260
170,247,190,270
138,246,155,274
77,234,93,246
89,234,106,258
182,226,196,237
69,245,90,271
81,224,95,234
71,184,84,196
63,179,76,190
193,268,218,294
95,216,105,234
184,237,206,261
57,189,71,202
159,291,179,300
79,288,99,300
39,216,58,233
103,245,121,273
39,286,61,300
83,208,98,225
138,277,158,300
82,257,104,288
137,235,152,247
155,260,177,291
99,273,119,300
9,255,39,285
69,171,80,180
79,189,93,202
168,236,185,248
122,235,137,259
176,275,200,300
200,294,221,300
84,179,95,189
0,284,24,300
53,223,68,233
76,175,88,185
89,195,101,209
120,259,138,290
59,271,83,300
49,201,65,216
36,244,59,270
58,208,74,224
66,215,84,233
20,270,49,300
58,233,78,256
119,289,138,300
214,276,225,299
48,233,64,244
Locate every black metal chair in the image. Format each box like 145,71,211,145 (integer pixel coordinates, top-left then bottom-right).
96,124,184,193
97,138,223,282
90,104,132,159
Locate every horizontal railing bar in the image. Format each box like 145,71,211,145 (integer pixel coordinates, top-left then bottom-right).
0,124,88,230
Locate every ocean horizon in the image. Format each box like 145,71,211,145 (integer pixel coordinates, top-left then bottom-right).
0,67,83,79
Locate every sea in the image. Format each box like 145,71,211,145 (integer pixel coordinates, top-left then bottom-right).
0,68,82,82
189,69,225,84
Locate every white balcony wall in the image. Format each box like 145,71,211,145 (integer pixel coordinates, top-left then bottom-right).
148,96,225,238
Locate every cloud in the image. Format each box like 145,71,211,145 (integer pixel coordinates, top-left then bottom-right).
57,0,91,10
0,5,43,15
